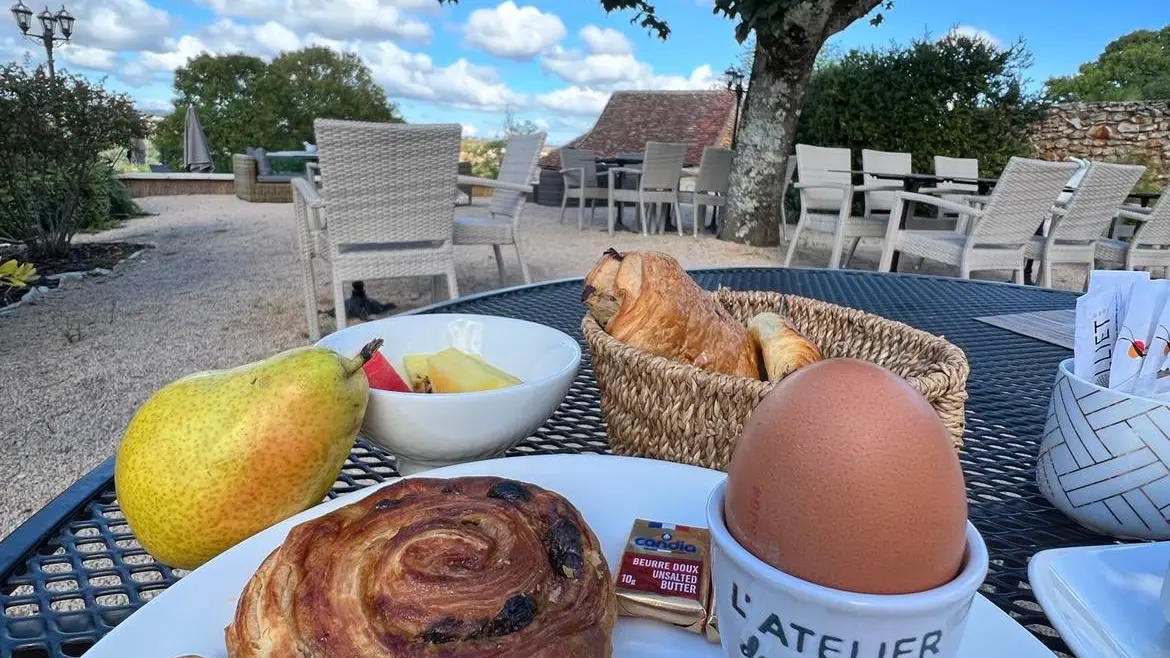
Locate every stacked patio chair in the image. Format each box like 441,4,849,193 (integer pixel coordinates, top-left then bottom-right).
784,144,893,269
877,157,1078,282
1096,193,1170,276
678,146,733,237
607,142,688,237
1024,162,1146,288
454,132,546,285
559,149,608,231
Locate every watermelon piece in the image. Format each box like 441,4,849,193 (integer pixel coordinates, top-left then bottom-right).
363,349,411,392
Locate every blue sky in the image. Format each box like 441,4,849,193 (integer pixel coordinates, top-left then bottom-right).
2,0,1167,146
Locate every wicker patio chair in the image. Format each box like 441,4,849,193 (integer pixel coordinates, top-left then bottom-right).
678,147,733,237
877,157,1079,282
558,148,608,230
1024,162,1146,288
232,154,294,203
453,133,545,285
290,176,328,341
779,156,796,242
607,142,687,236
314,119,463,330
784,144,892,269
1096,193,1170,276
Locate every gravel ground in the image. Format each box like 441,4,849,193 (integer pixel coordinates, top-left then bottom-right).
0,195,1088,538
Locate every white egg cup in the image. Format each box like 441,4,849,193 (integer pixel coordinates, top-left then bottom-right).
706,480,988,658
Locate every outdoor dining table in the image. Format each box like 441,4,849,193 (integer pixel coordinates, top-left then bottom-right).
0,268,1111,657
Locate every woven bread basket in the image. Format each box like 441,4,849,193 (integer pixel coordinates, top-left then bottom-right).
582,289,970,471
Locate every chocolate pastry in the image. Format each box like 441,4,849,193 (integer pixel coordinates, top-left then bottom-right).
225,476,616,658
583,249,760,379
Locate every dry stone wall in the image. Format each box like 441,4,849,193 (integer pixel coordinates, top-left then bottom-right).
1032,101,1170,190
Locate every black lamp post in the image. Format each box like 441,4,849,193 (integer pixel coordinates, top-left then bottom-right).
725,67,745,149
9,2,74,77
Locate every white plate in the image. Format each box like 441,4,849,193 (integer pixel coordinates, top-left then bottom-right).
1030,543,1170,658
88,455,1054,657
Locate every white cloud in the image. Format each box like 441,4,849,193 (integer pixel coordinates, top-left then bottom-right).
198,0,433,42
579,25,631,55
58,45,119,71
945,25,1001,49
121,18,339,84
543,49,649,86
69,0,176,52
462,123,478,136
541,25,717,91
463,1,565,60
536,86,610,115
361,41,523,110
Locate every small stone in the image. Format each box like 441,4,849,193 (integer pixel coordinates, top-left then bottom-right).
1117,122,1140,134
90,267,112,276
47,271,85,282
1089,125,1111,140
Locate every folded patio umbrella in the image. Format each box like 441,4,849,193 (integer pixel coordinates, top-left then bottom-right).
182,105,213,173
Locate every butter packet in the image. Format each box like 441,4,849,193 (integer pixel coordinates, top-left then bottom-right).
1108,279,1168,393
1077,271,1149,386
1136,293,1170,397
614,519,718,643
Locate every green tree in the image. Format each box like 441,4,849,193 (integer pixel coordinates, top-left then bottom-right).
153,48,401,172
441,0,891,246
1046,26,1170,102
261,46,400,145
153,53,274,172
0,63,148,258
797,34,1043,177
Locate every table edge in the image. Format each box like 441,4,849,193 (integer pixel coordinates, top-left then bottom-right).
0,455,115,576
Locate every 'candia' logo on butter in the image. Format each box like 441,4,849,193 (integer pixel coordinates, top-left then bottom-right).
635,532,698,553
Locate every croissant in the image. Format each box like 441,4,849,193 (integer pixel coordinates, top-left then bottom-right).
583,249,760,379
747,312,823,382
225,477,616,658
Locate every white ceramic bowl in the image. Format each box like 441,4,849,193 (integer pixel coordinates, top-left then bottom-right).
706,480,988,658
316,314,580,475
1037,357,1170,540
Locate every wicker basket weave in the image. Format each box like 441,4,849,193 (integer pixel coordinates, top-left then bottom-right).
582,289,970,471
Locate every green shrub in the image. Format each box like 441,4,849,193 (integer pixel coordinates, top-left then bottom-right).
78,164,147,231
0,63,148,258
796,34,1045,176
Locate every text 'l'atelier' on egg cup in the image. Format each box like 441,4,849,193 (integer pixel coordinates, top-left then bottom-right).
1038,357,1170,541
705,480,989,658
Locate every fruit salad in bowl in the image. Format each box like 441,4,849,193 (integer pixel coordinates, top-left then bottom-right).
315,314,581,474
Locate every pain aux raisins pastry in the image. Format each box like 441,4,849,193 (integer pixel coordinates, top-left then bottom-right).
225,477,616,658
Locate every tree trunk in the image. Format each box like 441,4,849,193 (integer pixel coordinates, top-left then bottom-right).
718,0,884,246
718,33,824,247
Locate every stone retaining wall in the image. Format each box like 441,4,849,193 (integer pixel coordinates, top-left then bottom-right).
1033,100,1170,189
117,173,235,198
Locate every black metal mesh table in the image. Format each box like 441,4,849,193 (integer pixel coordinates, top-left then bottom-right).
0,268,1108,657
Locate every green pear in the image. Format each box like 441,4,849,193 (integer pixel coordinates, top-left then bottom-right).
115,339,382,570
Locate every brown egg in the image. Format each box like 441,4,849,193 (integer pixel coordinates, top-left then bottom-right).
724,358,968,594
